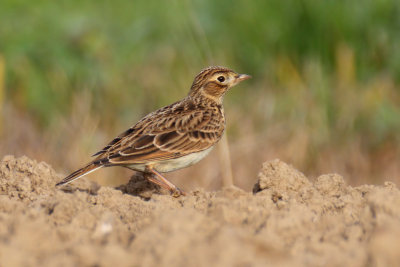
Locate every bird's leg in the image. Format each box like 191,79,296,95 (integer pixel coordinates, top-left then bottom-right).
144,167,186,197
143,173,165,188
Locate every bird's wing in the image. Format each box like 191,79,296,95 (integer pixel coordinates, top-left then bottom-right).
92,100,225,165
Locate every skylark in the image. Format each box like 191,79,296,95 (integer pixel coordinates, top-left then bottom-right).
56,66,251,196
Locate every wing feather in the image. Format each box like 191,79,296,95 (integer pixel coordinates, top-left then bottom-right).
93,99,224,166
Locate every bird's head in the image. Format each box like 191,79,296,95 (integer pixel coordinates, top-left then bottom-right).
189,66,251,103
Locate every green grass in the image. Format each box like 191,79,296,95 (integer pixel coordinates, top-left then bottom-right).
1,0,400,185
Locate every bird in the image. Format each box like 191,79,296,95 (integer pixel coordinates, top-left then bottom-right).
56,66,251,196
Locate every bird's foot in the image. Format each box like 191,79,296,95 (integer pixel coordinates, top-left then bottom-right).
171,187,186,198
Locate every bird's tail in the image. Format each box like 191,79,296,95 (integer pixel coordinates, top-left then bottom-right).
56,163,102,186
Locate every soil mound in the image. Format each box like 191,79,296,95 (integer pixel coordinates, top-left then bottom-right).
0,156,399,266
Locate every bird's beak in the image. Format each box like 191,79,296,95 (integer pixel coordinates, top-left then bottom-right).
235,74,252,83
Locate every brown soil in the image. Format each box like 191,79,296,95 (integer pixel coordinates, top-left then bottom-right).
0,155,399,266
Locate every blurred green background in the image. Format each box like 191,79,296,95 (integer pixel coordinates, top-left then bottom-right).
1,0,400,190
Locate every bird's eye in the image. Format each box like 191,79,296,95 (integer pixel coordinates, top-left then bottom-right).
217,76,225,82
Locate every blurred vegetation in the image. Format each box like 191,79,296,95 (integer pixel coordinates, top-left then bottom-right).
1,0,400,188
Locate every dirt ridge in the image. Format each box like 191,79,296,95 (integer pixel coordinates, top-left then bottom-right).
0,155,399,266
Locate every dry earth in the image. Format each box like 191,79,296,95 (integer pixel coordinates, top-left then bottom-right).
0,155,400,266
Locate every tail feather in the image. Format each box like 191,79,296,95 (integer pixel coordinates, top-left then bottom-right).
56,164,102,186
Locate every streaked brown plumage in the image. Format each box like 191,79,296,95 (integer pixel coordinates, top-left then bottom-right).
56,66,251,196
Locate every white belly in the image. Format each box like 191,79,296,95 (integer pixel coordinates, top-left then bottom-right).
127,147,214,173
